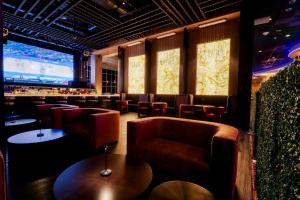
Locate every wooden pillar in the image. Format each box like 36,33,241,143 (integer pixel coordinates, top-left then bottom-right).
145,40,152,94
92,55,102,94
182,28,189,94
118,47,125,93
237,0,254,129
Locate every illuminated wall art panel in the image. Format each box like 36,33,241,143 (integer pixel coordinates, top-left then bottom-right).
196,39,230,95
156,48,180,94
128,55,145,94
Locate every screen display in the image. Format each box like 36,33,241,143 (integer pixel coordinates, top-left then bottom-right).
4,41,74,86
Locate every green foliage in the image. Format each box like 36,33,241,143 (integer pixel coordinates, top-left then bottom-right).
254,60,300,200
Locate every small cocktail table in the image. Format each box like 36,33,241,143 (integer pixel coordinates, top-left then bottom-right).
53,154,152,200
7,129,67,144
149,181,215,200
7,129,68,183
5,118,37,127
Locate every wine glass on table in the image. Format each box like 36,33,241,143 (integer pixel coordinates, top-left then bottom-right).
100,145,112,176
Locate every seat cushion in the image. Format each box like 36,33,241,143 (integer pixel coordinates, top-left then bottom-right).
65,122,91,145
140,138,210,178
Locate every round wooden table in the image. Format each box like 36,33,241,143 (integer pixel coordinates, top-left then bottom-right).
5,118,36,127
7,129,67,144
7,129,68,183
149,181,215,200
53,154,153,200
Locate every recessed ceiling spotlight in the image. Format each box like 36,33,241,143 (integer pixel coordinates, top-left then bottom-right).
258,50,263,53
269,17,272,21
272,56,275,59
285,7,292,12
285,34,291,38
275,29,282,32
262,31,270,36
273,36,277,40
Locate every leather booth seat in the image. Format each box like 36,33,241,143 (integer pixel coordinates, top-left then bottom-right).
36,104,78,129
0,150,6,200
62,108,120,149
127,117,238,200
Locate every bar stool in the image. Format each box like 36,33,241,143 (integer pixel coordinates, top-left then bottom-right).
115,100,129,114
31,96,46,106
152,102,168,116
68,96,86,107
86,96,99,107
55,96,68,104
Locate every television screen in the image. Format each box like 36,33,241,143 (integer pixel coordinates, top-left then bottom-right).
4,40,74,86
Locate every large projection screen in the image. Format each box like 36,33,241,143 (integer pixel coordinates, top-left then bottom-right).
4,41,74,86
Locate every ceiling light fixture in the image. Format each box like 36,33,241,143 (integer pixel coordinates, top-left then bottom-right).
198,19,227,28
285,34,291,38
156,32,176,39
262,31,270,36
127,41,142,46
258,50,263,53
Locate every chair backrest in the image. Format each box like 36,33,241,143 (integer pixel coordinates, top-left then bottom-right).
0,150,6,200
139,94,148,102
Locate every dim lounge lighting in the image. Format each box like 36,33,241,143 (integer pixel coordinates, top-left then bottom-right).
198,19,227,28
127,41,142,46
156,32,176,39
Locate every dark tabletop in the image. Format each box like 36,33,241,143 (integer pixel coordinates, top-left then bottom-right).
53,154,153,200
148,181,215,200
7,129,67,144
5,118,37,127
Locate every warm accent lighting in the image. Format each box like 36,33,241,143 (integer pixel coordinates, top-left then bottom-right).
196,39,230,95
156,32,176,39
127,41,142,47
198,19,227,28
128,55,145,94
156,48,180,94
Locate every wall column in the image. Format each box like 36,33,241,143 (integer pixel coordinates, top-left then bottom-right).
145,40,152,94
118,47,125,93
237,0,254,129
91,54,102,94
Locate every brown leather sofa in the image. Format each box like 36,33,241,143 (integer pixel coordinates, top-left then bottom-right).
62,108,120,149
127,117,238,200
36,104,78,128
0,150,6,200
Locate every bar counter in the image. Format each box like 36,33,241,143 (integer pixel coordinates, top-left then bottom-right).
4,94,119,97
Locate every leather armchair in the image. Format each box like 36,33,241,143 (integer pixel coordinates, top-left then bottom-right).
127,117,238,200
0,150,6,200
203,106,225,122
179,104,197,119
62,108,120,149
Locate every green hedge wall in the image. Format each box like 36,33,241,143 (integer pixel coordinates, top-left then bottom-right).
254,60,300,200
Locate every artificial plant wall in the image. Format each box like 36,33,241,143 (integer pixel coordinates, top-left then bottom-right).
254,59,300,200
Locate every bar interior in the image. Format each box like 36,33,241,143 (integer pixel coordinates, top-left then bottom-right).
1,0,299,200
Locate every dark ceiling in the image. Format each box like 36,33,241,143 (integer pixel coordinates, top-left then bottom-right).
3,0,241,51
253,0,300,73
